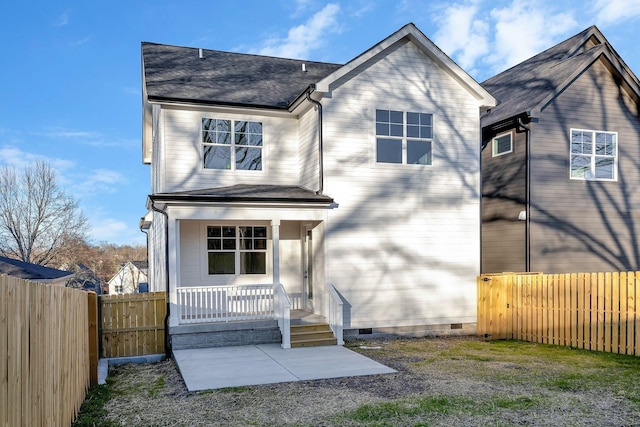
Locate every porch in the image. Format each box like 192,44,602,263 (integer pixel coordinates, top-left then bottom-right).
170,283,344,349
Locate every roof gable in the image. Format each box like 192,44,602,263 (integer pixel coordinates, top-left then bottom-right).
482,25,640,128
314,23,496,107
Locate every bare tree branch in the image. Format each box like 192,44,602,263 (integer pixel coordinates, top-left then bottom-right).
0,161,88,265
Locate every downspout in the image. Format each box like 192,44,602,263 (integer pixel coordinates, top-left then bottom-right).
140,227,149,293
306,86,324,195
150,200,171,358
517,117,531,272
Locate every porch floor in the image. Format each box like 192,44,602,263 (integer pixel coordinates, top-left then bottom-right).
173,343,396,391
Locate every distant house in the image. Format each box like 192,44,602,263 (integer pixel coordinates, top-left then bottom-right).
481,26,640,273
108,261,148,294
0,255,74,286
141,23,495,348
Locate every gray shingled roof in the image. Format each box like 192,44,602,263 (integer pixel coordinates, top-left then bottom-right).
150,184,334,204
0,255,73,281
142,43,343,108
481,25,639,128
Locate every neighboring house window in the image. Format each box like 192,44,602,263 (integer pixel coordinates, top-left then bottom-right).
202,118,263,170
492,132,512,157
375,109,433,165
207,226,267,275
570,129,617,180
114,284,123,294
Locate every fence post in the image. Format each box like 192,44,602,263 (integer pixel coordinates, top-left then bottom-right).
87,292,99,386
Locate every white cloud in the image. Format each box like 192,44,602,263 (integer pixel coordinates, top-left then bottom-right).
255,3,341,59
39,127,138,149
432,1,489,71
53,10,70,27
487,0,578,73
430,0,580,79
72,35,93,46
85,168,127,186
591,0,640,25
345,0,376,18
66,168,128,201
87,213,145,245
0,145,75,171
0,144,126,199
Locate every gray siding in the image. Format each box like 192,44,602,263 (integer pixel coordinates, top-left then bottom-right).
481,129,527,273
530,58,640,273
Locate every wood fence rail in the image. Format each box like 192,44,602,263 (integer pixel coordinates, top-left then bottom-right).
478,272,640,355
99,292,166,358
0,274,91,427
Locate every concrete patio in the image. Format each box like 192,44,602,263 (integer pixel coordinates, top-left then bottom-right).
173,344,396,391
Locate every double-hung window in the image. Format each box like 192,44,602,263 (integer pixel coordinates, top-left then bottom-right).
570,129,617,180
206,226,267,275
202,118,263,170
376,109,433,165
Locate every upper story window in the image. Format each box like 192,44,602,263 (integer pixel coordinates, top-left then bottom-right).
570,129,617,181
202,118,262,170
206,226,267,275
375,109,433,165
492,132,513,157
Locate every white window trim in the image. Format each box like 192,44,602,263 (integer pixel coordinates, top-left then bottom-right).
201,117,265,172
569,128,618,182
199,223,271,285
373,108,434,167
492,131,513,157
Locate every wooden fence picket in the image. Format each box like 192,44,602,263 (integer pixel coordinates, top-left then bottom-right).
478,271,640,356
99,292,166,358
0,275,90,427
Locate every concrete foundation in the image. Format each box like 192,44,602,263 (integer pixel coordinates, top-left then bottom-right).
343,322,477,341
169,320,281,350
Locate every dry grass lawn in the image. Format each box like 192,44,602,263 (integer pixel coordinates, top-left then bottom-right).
92,337,640,426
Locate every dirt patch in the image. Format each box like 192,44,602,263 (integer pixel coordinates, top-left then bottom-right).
102,336,640,426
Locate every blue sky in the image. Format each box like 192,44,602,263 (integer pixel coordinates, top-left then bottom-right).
1,0,639,245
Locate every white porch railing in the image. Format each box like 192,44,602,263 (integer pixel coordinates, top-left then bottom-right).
326,282,344,345
177,284,274,324
274,283,292,349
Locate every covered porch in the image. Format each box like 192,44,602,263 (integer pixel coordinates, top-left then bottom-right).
147,185,342,349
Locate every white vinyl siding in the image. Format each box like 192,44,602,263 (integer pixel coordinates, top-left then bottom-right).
298,106,320,190
157,108,299,193
321,39,482,328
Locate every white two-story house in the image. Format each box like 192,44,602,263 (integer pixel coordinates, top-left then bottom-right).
141,23,495,350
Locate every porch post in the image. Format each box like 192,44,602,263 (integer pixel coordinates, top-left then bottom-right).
168,216,180,327
271,219,281,285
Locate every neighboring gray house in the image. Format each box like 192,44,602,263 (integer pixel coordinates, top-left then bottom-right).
481,26,640,274
141,23,495,349
0,255,74,286
108,261,148,294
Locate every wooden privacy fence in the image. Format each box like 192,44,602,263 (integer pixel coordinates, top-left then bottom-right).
478,272,640,355
100,292,166,358
0,274,91,427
